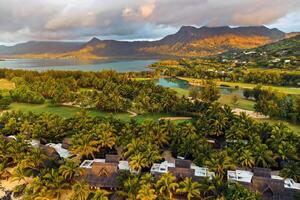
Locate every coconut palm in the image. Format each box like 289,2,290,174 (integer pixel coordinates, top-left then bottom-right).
253,144,276,168
129,153,147,173
137,183,157,200
117,176,140,200
176,177,201,200
20,148,47,171
156,173,178,199
70,181,90,200
93,123,116,149
93,189,111,200
238,149,255,169
44,169,69,200
70,133,99,159
207,175,227,200
139,173,155,185
280,161,300,182
124,139,142,158
205,151,235,179
59,160,84,182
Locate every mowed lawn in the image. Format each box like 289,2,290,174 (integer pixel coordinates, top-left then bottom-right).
0,79,15,90
8,102,191,123
219,94,255,111
178,77,300,95
9,102,131,120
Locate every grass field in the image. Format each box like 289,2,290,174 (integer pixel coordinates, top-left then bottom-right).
219,94,255,111
8,102,191,123
9,102,131,120
178,77,300,95
0,79,15,90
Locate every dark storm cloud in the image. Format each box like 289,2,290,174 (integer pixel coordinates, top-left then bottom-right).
0,0,299,44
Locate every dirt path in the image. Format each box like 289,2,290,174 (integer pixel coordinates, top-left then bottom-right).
232,108,269,119
127,110,137,117
159,117,192,121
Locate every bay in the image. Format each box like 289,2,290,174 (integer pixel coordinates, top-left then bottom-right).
0,59,157,72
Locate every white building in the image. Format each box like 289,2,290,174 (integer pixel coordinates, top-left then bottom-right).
228,169,300,190
151,159,215,179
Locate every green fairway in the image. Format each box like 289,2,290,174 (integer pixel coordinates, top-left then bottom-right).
219,94,255,111
170,87,189,97
8,102,191,123
178,77,300,95
9,102,131,120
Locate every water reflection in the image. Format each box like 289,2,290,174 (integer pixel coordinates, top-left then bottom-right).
156,78,244,96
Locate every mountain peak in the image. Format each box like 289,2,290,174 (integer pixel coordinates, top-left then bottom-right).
88,37,101,44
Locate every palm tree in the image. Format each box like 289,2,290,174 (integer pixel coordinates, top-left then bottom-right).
117,176,140,200
238,149,255,169
44,169,69,200
93,189,111,200
207,175,227,200
176,177,201,200
140,173,155,185
70,181,90,200
129,153,147,173
123,139,142,158
93,123,116,149
12,166,28,184
59,160,84,182
205,151,235,179
70,133,99,159
21,148,47,171
156,173,178,199
280,161,300,182
137,183,157,200
253,144,276,168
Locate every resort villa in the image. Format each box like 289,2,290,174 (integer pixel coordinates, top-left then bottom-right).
79,155,137,190
151,159,215,181
228,167,300,200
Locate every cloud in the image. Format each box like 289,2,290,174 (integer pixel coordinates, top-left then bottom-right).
0,0,299,44
140,0,156,17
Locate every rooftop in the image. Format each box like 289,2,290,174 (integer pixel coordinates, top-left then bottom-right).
151,159,215,179
228,169,300,190
46,143,72,158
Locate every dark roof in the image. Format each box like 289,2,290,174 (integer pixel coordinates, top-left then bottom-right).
253,167,271,178
168,167,195,180
105,155,120,163
175,159,191,168
84,162,120,188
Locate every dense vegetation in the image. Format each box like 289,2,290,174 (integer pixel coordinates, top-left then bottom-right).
243,86,300,123
0,92,299,199
0,36,299,199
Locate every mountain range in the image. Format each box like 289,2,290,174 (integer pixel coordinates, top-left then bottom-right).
0,26,292,59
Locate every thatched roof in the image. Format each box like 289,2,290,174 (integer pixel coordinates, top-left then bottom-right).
85,162,120,188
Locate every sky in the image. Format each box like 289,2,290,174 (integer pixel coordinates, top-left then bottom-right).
0,0,300,45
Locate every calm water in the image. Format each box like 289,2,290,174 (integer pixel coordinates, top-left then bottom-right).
157,78,244,96
0,59,157,72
